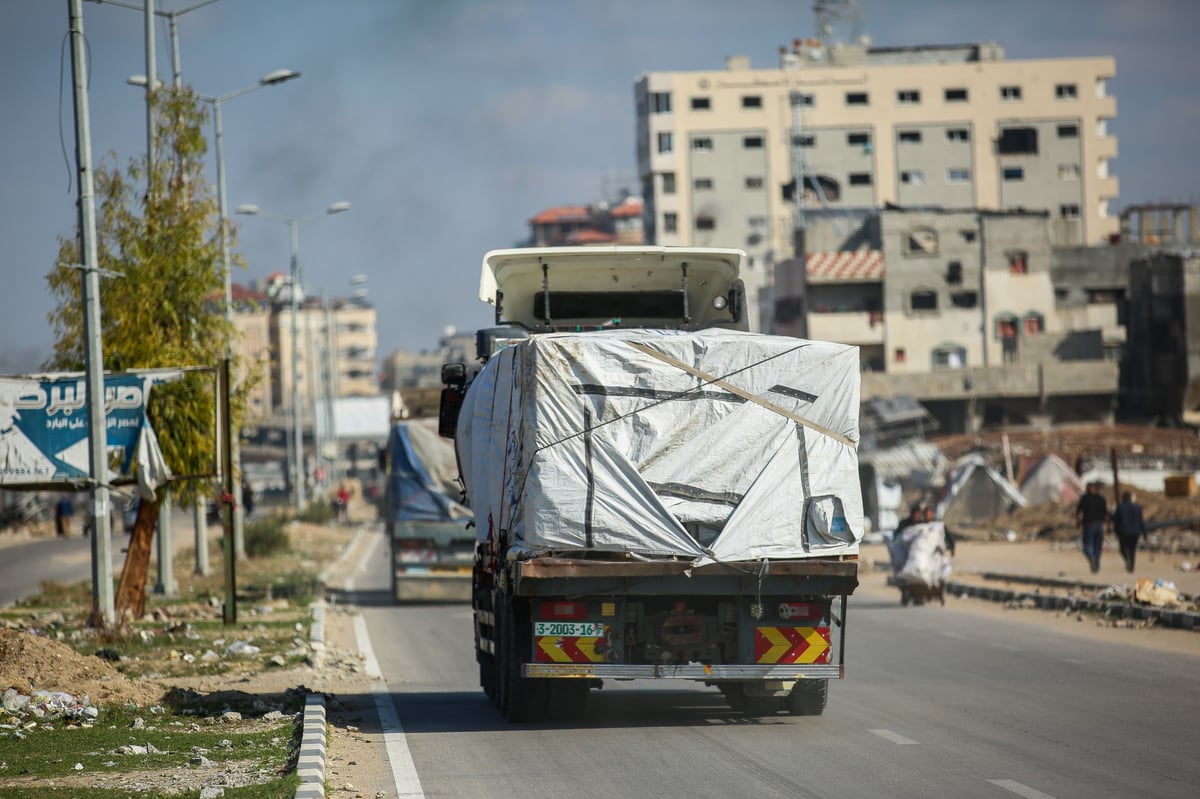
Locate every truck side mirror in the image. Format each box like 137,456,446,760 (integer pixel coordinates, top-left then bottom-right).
439,362,468,439
729,280,746,324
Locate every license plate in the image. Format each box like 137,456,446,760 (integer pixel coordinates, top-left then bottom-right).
534,621,605,637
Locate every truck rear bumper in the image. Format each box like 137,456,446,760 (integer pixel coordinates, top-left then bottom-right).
523,663,844,680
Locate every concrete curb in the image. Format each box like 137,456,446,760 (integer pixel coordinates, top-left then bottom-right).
945,579,1200,630
294,693,327,799
292,525,368,798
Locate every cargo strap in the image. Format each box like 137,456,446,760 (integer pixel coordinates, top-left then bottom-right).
625,341,855,448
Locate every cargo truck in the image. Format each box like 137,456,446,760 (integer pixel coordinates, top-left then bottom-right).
439,246,863,721
384,419,475,602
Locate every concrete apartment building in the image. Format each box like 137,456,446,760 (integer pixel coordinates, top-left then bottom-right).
635,40,1119,332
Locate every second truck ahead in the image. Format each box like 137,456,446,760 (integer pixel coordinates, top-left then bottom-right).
440,246,864,721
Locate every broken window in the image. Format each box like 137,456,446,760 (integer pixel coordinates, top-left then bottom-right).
906,228,938,255
946,261,963,284
911,290,938,311
803,175,840,202
998,127,1038,154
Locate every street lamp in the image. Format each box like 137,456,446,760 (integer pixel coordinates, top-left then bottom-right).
130,69,300,561
236,201,352,515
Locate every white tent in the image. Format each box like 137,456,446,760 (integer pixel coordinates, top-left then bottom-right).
936,453,1027,525
1019,455,1084,506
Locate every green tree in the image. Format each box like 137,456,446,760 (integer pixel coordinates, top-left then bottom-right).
47,88,255,622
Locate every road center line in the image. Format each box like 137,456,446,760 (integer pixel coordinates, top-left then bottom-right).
868,728,920,745
988,779,1056,798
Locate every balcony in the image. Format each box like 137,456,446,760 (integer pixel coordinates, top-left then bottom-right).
807,310,885,345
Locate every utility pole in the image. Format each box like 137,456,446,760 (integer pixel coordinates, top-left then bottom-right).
68,0,115,627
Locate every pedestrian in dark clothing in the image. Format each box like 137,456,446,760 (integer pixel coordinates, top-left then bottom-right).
1112,491,1147,573
241,479,254,519
54,495,73,537
1075,482,1109,573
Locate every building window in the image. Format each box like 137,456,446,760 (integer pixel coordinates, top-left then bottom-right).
911,290,938,311
694,177,714,190
650,92,672,113
846,91,869,106
960,229,977,243
898,130,922,143
950,290,978,308
998,127,1038,154
1023,312,1045,335
744,176,764,190
848,172,872,186
946,261,963,284
1058,163,1080,180
656,132,673,153
1000,85,1022,101
847,132,870,146
663,212,677,233
1007,250,1028,274
803,175,841,201
905,228,938,256
695,215,716,231
691,96,711,110
895,347,906,363
1055,83,1078,99
1060,204,1081,220
1058,123,1079,138
1002,166,1024,181
793,134,816,147
900,170,924,185
947,168,971,184
944,87,968,102
791,92,814,107
661,172,676,194
691,137,713,152
743,135,764,149
933,345,967,369
897,89,920,105
741,94,763,108
946,128,970,142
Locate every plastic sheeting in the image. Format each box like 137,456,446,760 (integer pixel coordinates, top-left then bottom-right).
387,420,471,523
890,522,952,587
456,328,864,564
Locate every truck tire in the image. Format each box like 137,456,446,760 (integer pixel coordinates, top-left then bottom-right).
787,679,828,716
499,598,549,723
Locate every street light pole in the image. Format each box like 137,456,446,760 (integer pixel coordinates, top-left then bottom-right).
236,202,352,516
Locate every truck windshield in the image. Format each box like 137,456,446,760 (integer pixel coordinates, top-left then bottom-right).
533,290,686,322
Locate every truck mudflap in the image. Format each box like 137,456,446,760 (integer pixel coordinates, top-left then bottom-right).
524,663,844,679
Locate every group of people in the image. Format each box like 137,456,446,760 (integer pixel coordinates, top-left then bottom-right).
1075,483,1147,573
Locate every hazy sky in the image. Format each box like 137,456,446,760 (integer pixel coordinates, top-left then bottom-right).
2,0,1197,374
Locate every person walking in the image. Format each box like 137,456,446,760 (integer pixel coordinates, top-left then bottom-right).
54,494,73,538
1075,482,1109,573
1112,490,1147,573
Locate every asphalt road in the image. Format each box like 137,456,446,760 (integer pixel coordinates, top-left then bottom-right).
0,508,208,608
356,549,1199,799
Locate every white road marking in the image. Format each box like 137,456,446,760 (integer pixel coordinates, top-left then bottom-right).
354,613,382,679
868,728,920,745
354,609,427,798
355,529,381,575
988,778,1056,798
374,681,426,798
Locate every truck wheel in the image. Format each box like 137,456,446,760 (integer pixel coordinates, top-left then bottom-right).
501,599,549,723
787,679,828,716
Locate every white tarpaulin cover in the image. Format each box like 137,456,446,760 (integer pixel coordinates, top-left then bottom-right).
456,328,864,565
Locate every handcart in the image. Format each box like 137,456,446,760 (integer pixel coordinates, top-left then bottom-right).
887,524,949,607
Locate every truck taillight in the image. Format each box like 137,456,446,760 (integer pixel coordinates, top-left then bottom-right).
777,602,823,621
539,601,588,620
